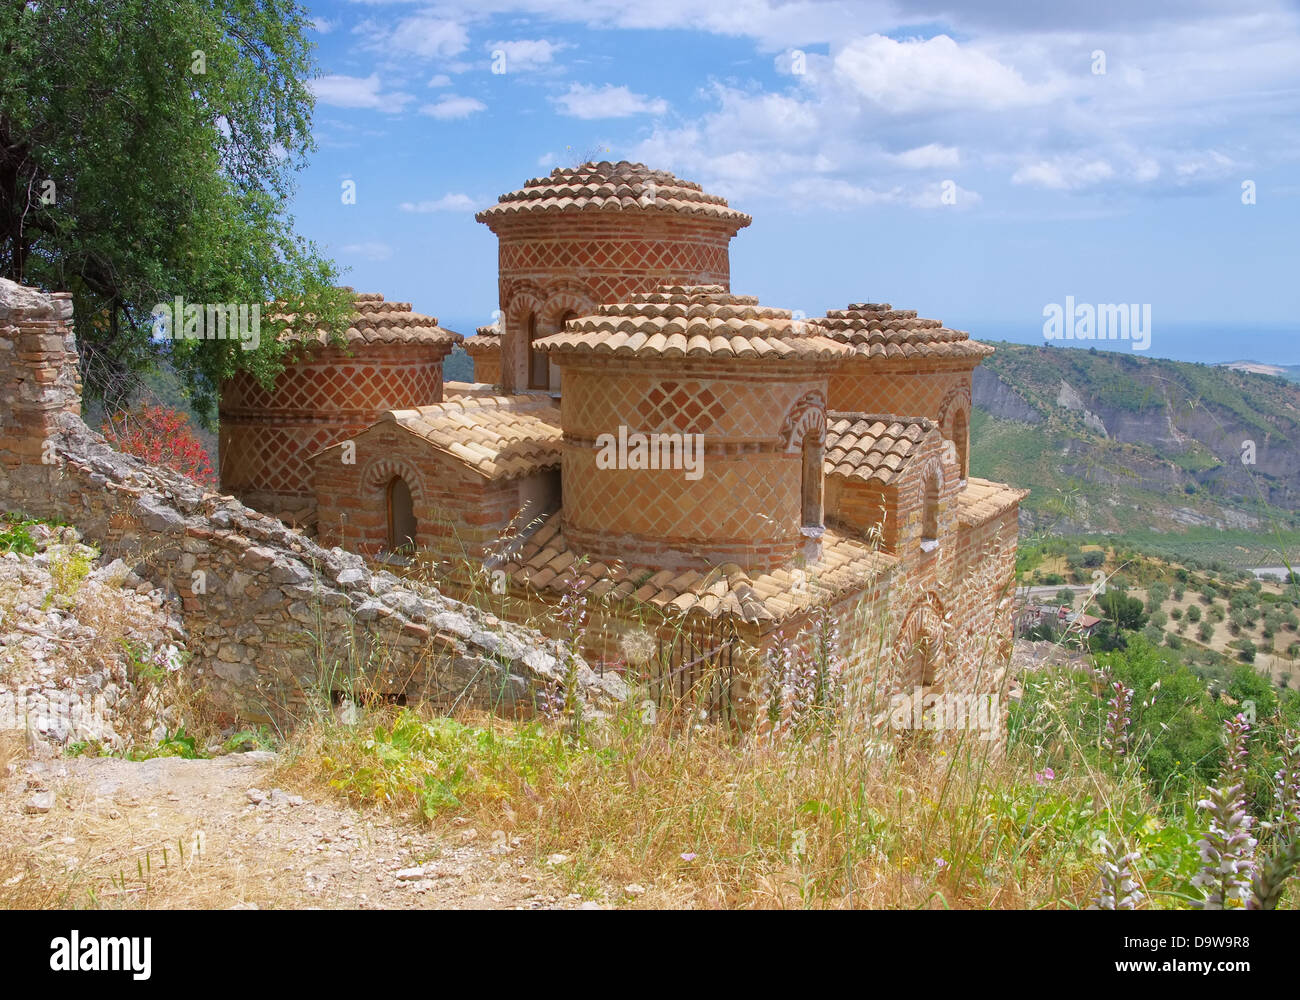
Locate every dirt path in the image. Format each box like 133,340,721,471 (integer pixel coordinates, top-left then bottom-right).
1,746,601,910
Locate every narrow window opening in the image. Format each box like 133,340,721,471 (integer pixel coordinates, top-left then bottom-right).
801,432,824,533
387,476,417,552
527,313,549,389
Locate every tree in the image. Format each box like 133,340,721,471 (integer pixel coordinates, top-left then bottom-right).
0,0,354,419
1099,590,1148,632
1055,588,1075,607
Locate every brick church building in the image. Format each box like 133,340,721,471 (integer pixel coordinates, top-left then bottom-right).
220,160,1025,731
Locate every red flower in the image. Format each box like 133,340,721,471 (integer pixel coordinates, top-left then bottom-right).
101,404,217,487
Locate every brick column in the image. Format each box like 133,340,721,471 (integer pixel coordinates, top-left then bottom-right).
0,278,81,477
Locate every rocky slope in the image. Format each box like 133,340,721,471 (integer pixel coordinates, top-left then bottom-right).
972,342,1300,540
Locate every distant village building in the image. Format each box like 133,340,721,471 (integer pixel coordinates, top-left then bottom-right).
1015,602,1104,640
220,161,1027,730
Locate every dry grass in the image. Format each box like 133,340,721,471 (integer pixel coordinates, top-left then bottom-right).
276,699,1134,909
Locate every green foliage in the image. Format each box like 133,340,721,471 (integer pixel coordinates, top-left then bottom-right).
129,726,204,760
0,0,354,418
0,522,35,555
320,712,581,821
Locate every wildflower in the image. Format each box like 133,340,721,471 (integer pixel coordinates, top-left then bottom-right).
1102,678,1134,760
1091,835,1143,910
1192,714,1257,909
680,852,697,862
1034,767,1056,785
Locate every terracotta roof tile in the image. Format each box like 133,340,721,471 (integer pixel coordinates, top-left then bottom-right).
817,302,993,361
476,161,751,229
957,477,1029,526
495,514,896,626
464,326,503,356
379,394,562,480
824,412,936,485
275,290,463,348
537,285,854,362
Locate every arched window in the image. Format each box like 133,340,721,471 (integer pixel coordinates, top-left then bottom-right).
952,409,969,480
921,468,940,550
527,313,549,389
801,432,824,531
387,477,417,552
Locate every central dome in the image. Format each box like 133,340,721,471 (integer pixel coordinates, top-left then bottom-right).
475,161,751,229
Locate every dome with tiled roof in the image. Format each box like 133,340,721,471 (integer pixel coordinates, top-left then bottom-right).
536,285,851,361
464,325,503,355
475,161,751,230
275,291,462,348
817,302,992,360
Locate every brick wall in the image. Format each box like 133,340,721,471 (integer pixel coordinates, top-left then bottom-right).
489,215,740,393
313,421,559,564
828,364,975,477
558,361,829,571
219,343,449,527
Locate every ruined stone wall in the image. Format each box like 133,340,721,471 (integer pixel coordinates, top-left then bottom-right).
0,279,623,727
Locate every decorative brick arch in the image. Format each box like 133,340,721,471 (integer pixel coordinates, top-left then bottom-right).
360,456,428,506
936,383,972,428
937,383,972,477
895,590,951,687
539,285,597,333
780,390,827,454
503,284,546,393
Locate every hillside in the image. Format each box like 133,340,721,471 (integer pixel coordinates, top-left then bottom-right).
972,342,1300,564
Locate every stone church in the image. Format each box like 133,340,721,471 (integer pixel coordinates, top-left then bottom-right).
219,160,1026,730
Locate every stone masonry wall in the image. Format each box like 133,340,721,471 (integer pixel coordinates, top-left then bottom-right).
0,279,624,727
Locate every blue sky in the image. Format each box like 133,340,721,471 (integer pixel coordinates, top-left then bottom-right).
294,0,1300,363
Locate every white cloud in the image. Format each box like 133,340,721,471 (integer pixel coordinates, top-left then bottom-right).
339,242,393,261
311,17,336,34
310,74,413,113
834,34,1050,112
356,14,469,60
427,74,452,88
538,151,558,167
553,83,668,119
400,193,477,212
487,39,565,71
891,143,960,169
419,95,487,120
1012,158,1116,191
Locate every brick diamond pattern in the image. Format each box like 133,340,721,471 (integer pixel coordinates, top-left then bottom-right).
565,371,823,442
564,447,797,546
635,381,725,434
828,370,967,426
225,359,442,415
500,239,730,278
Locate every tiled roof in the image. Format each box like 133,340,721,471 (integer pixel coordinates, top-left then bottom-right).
824,413,937,486
381,395,562,480
817,302,993,361
957,477,1029,526
536,285,854,362
497,515,896,625
476,161,751,228
464,327,503,355
276,291,463,348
